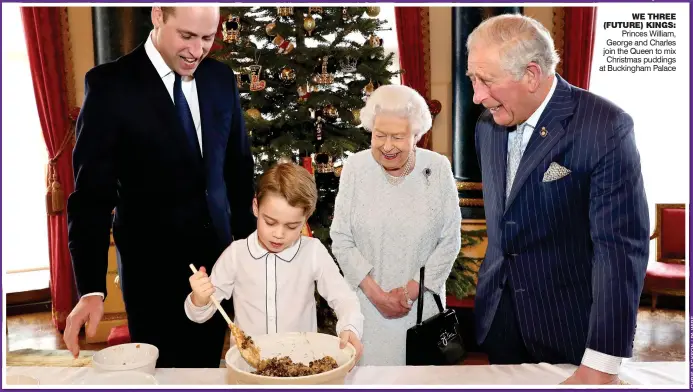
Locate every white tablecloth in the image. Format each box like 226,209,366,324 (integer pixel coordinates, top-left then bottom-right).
5,361,688,386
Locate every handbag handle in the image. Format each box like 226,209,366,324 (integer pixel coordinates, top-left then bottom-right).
415,266,445,325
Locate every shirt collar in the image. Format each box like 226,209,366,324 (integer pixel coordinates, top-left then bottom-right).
246,230,302,262
144,31,175,79
520,75,558,131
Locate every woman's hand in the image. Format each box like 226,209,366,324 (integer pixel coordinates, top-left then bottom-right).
375,289,411,319
360,275,411,319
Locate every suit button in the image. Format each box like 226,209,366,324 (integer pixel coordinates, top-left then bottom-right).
205,190,209,196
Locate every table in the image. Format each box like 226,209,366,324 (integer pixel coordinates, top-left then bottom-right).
6,361,688,385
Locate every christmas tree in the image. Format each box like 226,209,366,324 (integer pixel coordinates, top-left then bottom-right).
212,6,397,245
212,6,399,333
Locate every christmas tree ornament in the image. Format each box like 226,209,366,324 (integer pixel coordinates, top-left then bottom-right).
297,83,312,103
265,21,277,36
277,7,294,17
315,116,325,141
339,56,357,73
309,7,323,14
362,80,375,101
302,156,314,174
235,73,244,89
367,34,383,48
366,6,381,17
279,67,296,84
222,15,242,44
323,104,338,119
272,35,295,54
334,166,343,177
303,15,316,36
351,108,361,125
342,7,349,21
312,56,334,85
248,64,266,91
246,108,261,120
315,152,334,173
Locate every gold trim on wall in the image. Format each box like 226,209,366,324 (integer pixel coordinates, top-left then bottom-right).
460,198,484,207
552,7,565,75
101,312,129,322
457,181,483,191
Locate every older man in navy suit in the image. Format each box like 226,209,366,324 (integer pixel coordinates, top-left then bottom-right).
467,15,649,384
63,7,256,368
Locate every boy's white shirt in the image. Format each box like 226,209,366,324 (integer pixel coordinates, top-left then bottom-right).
184,230,364,340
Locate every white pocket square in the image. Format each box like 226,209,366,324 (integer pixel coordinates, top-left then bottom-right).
542,162,571,182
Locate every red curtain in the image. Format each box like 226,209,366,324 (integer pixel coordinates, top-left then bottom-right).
395,7,433,149
21,6,77,331
563,7,597,90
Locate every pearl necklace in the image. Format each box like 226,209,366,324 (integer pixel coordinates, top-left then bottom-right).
382,151,414,186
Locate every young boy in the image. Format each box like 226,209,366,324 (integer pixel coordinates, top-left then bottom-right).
185,163,364,361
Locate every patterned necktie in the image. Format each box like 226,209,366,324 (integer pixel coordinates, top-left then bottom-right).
506,124,525,201
173,73,201,155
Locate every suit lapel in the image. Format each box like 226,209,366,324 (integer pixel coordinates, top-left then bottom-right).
504,75,576,212
194,65,216,178
132,45,204,174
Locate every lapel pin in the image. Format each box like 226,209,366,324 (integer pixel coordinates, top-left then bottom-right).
540,127,548,137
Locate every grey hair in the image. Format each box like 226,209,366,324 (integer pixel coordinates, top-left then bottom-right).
360,84,432,140
466,14,560,80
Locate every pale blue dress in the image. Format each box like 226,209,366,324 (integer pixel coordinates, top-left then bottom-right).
330,148,462,365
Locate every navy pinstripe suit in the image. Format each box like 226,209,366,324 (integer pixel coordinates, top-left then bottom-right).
474,75,650,365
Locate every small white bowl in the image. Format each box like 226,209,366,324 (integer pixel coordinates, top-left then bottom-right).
6,374,40,385
92,343,159,375
77,370,158,385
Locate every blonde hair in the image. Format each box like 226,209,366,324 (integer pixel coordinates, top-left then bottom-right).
256,163,318,217
467,14,560,79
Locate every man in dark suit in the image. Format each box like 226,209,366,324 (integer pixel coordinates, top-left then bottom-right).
63,6,256,368
467,15,649,384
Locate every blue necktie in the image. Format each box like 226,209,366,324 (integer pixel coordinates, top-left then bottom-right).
506,124,526,201
173,73,201,156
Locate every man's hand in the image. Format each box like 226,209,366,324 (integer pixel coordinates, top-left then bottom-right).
189,266,215,307
560,365,621,385
63,295,104,358
339,330,363,370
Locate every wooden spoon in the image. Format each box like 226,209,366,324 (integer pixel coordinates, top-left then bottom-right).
188,264,261,368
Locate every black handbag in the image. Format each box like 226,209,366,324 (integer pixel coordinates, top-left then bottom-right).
406,267,466,365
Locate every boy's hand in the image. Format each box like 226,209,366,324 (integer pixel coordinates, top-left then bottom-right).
189,266,215,307
339,330,363,371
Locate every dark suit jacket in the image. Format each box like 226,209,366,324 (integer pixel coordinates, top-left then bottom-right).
67,43,256,307
474,75,649,364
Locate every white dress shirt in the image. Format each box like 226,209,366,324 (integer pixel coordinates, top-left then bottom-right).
144,31,203,154
509,75,622,375
81,32,204,301
184,231,364,339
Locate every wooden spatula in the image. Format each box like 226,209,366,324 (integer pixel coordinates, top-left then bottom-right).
188,264,261,368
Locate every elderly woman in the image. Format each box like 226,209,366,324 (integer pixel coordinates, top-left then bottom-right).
330,84,462,365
